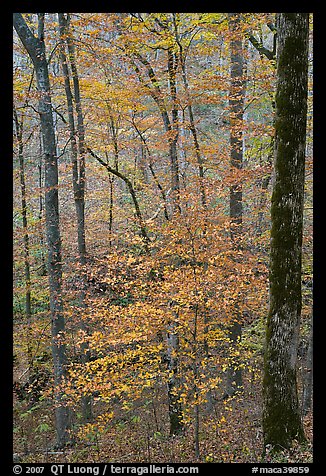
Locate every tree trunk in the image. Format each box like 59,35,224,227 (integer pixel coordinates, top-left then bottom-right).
58,13,87,264
262,13,309,450
108,173,114,248
129,24,183,435
13,105,33,371
13,13,70,448
167,48,181,213
172,13,207,211
58,13,92,422
37,130,47,276
66,14,87,263
166,320,183,436
58,14,85,261
302,316,313,417
225,13,245,397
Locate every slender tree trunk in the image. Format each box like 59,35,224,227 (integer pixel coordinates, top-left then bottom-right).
66,15,87,264
13,13,70,447
129,34,183,435
167,48,181,213
104,104,119,246
256,146,273,237
229,12,244,242
38,131,47,276
103,149,115,248
58,13,87,264
108,174,114,247
262,13,309,450
166,319,183,436
225,13,245,397
139,142,149,184
109,113,120,172
58,13,92,422
58,14,86,261
172,13,207,210
13,105,33,371
302,316,313,417
166,42,183,435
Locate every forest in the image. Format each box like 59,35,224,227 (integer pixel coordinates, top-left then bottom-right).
13,13,313,466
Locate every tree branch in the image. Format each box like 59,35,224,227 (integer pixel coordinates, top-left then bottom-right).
87,147,151,249
13,13,41,65
247,33,274,60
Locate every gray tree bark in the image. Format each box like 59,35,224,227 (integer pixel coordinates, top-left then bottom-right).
167,47,181,213
57,13,92,423
262,13,309,450
65,14,87,263
37,130,47,276
225,13,245,397
13,13,70,448
58,13,86,263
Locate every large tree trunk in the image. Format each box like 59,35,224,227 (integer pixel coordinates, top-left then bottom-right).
13,13,70,448
262,13,309,450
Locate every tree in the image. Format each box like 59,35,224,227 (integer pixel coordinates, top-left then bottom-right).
172,13,207,211
13,12,313,463
13,100,33,370
87,147,151,251
58,13,87,264
225,12,245,397
124,16,181,215
262,13,309,451
121,14,184,433
57,12,93,422
13,13,70,448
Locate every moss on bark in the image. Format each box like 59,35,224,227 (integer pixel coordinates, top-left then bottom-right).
263,13,309,451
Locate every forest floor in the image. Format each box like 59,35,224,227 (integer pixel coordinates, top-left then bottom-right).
13,371,313,464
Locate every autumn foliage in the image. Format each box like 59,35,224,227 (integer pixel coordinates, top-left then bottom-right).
13,13,313,464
